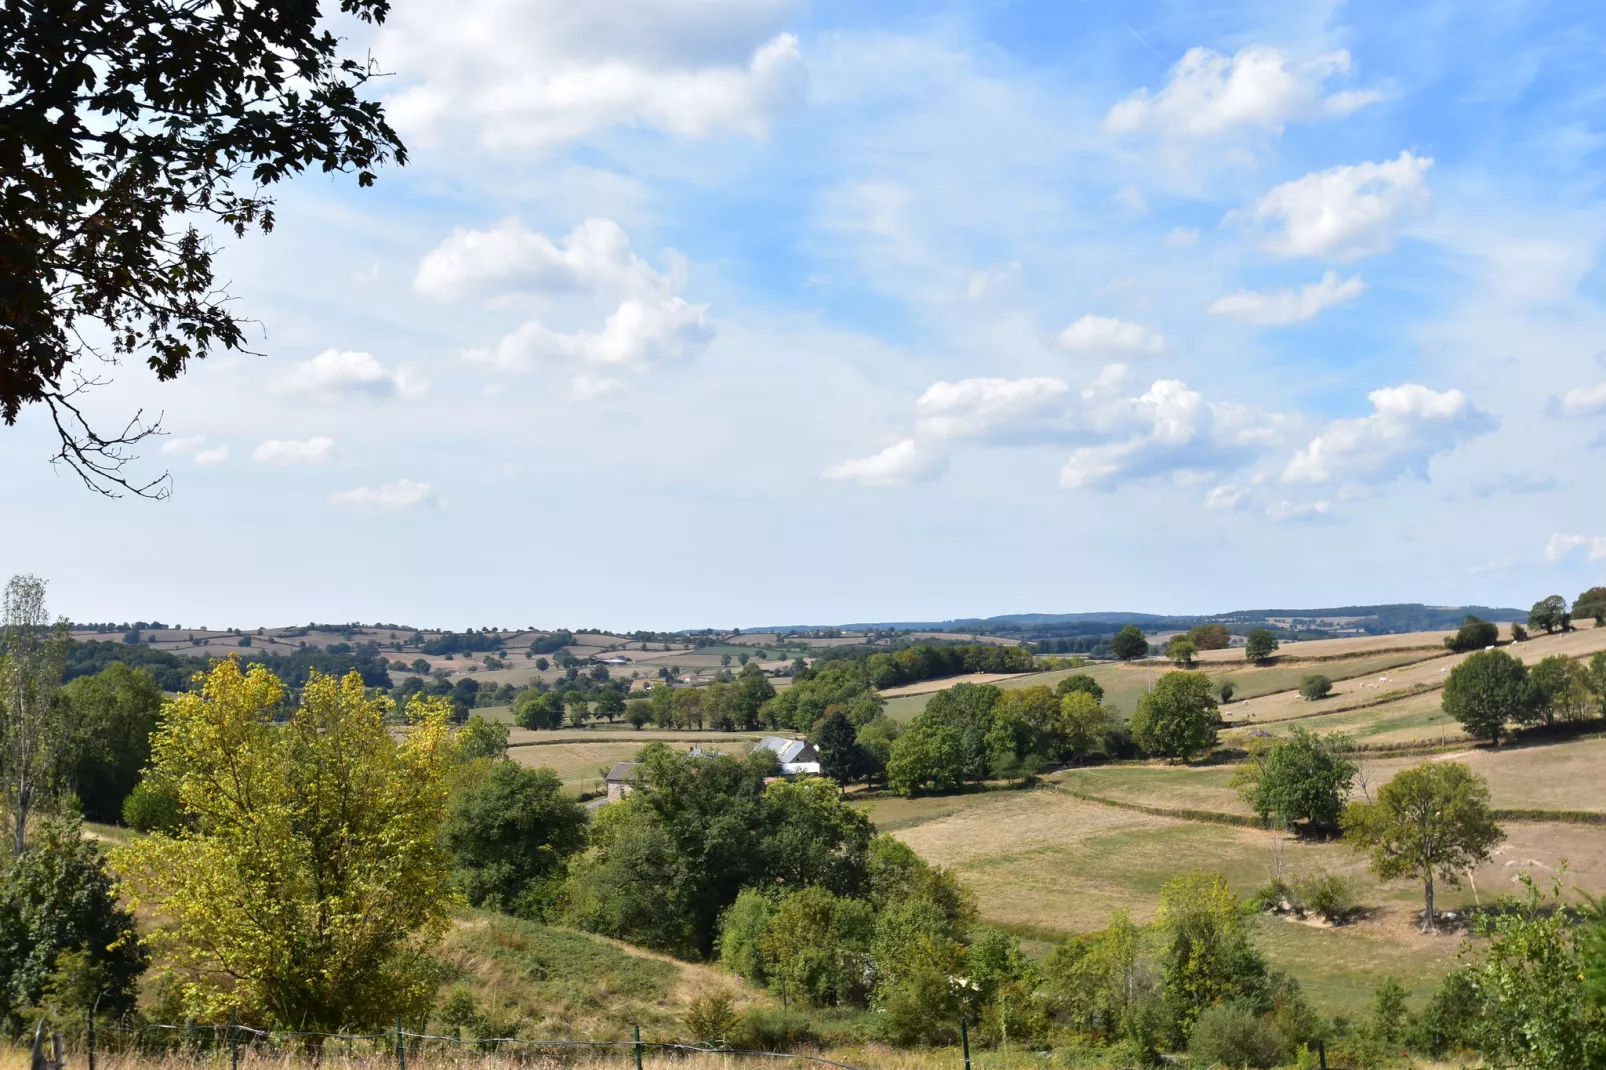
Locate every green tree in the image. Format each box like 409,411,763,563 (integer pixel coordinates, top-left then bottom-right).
1299,673,1332,701
625,699,652,730
442,761,586,914
1442,649,1533,744
1054,674,1104,702
113,660,457,1029
1341,761,1504,932
1111,626,1149,661
1445,615,1500,653
921,682,1002,781
1574,587,1606,626
0,576,71,855
1231,728,1356,833
1529,654,1593,725
761,886,875,1007
855,717,901,784
1157,871,1269,1037
716,888,774,985
1245,629,1279,664
1131,671,1219,761
0,814,146,1025
59,662,163,823
1591,652,1606,718
3,0,404,494
814,710,864,784
887,719,965,796
1059,692,1111,764
1167,637,1198,667
456,715,509,761
594,689,626,723
563,689,589,728
1529,595,1571,635
513,689,560,731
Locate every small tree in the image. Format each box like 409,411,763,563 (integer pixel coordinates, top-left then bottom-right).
1245,629,1279,664
1054,674,1104,701
815,710,864,785
1444,615,1500,653
625,699,652,730
1167,638,1198,668
442,762,586,913
1186,624,1232,651
1157,870,1269,1036
1341,761,1503,932
1231,727,1356,834
1299,674,1333,701
1529,655,1592,725
1442,649,1533,745
887,719,964,796
1131,671,1219,762
1111,626,1149,662
0,575,71,855
1058,692,1111,764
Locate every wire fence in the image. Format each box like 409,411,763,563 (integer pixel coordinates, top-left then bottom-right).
27,1018,868,1070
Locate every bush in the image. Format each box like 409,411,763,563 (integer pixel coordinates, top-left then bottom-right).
728,1006,817,1052
121,780,182,832
684,991,741,1047
1294,871,1356,923
1188,1003,1285,1068
1444,615,1499,653
1299,674,1333,701
1219,680,1236,703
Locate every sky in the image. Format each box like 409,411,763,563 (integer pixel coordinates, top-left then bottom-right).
5,0,1606,631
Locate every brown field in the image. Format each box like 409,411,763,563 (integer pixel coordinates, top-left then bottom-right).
878,673,1032,698
1193,629,1458,663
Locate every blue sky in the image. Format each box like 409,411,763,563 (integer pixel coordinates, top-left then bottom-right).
5,0,1606,630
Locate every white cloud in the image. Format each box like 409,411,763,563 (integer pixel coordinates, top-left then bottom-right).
965,261,1021,300
276,350,429,402
1283,384,1495,485
193,445,229,467
1557,381,1606,417
253,437,336,465
1240,151,1433,261
329,479,437,510
159,435,206,457
1057,314,1166,355
913,377,1072,442
1204,484,1246,510
1165,227,1201,247
1114,186,1148,214
415,218,675,303
463,297,713,372
1059,379,1214,489
823,440,943,486
1546,533,1606,562
1207,271,1366,325
1266,498,1333,522
379,0,805,150
1107,46,1381,137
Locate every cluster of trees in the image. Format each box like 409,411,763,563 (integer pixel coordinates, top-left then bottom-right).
620,666,777,731
854,643,1039,690
1442,648,1606,745
422,629,506,656
886,676,1118,794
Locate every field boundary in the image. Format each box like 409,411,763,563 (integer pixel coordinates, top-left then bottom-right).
1051,784,1263,829
1223,683,1445,730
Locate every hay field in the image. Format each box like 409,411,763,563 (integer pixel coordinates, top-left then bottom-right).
879,673,1032,698
508,735,758,794
1193,630,1456,664
889,788,1606,1013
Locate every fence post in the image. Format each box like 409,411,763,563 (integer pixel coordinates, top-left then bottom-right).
86,1010,95,1070
229,1008,238,1070
1317,1037,1327,1070
51,1032,62,1070
396,1015,406,1070
960,1016,970,1070
30,1019,44,1070
633,1024,643,1070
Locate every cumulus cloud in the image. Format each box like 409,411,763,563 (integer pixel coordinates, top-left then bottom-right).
823,440,943,486
329,480,437,510
193,445,229,467
914,377,1072,443
1546,533,1606,562
1058,379,1271,490
1057,315,1166,354
1204,484,1246,510
253,437,336,464
276,350,428,402
1107,46,1381,137
1239,152,1433,261
415,218,676,303
1207,271,1366,325
1283,384,1495,485
1266,498,1333,522
1555,381,1606,417
159,435,206,457
378,0,805,149
462,297,713,372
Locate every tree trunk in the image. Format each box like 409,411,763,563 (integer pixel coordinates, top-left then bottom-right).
1422,872,1435,934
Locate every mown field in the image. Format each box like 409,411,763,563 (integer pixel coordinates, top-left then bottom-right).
508,733,761,794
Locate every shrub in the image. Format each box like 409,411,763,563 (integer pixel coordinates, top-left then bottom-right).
1444,615,1499,653
684,991,741,1047
1295,871,1356,923
121,780,181,832
1299,674,1333,701
1188,1003,1285,1068
728,1007,817,1052
1219,680,1236,703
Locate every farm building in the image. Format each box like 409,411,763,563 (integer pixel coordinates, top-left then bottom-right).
604,762,639,802
754,736,822,776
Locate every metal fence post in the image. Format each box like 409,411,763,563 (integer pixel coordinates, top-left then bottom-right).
51,1032,62,1070
396,1015,406,1070
229,1008,238,1070
86,1010,95,1070
1317,1037,1327,1070
633,1024,643,1070
960,1016,970,1070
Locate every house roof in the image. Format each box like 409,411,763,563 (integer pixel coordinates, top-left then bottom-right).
605,762,639,782
755,736,819,766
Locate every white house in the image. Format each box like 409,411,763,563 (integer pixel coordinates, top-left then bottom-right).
754,736,822,776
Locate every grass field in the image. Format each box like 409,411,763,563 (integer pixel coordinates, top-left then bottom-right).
509,734,760,794
886,786,1606,1015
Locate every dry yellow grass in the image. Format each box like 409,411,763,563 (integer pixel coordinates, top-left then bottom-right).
878,673,1032,698
1193,629,1459,664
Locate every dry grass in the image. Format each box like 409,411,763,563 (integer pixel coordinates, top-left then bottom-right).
1193,630,1459,664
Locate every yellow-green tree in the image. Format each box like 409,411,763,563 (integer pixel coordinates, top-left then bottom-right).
114,658,457,1032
